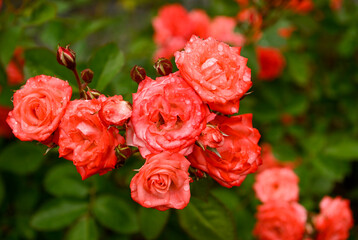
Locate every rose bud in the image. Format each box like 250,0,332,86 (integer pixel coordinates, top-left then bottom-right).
115,144,132,168
130,65,146,84
154,58,173,76
99,95,132,126
57,44,76,70
197,124,224,149
81,68,94,83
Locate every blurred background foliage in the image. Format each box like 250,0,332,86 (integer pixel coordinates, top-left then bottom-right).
0,0,357,239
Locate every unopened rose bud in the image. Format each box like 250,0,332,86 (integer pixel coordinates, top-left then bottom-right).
130,65,146,84
115,144,132,168
154,58,173,76
81,68,94,83
198,124,224,149
57,45,76,70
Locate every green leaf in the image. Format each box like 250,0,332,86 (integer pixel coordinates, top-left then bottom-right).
0,26,22,65
23,2,57,26
0,142,45,175
24,48,76,88
44,163,89,199
93,195,139,234
65,216,98,240
287,54,310,86
30,199,88,231
139,207,170,240
177,195,236,240
89,43,125,91
324,140,358,161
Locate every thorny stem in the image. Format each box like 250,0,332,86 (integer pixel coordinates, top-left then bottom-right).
72,68,85,98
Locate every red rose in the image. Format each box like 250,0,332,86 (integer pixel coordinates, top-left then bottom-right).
197,124,224,149
6,47,25,85
127,73,213,158
130,152,191,211
253,201,307,240
7,75,72,142
257,46,286,80
314,196,354,240
175,36,252,114
99,95,132,126
188,114,261,188
253,167,299,203
58,98,125,180
209,16,245,46
330,0,342,11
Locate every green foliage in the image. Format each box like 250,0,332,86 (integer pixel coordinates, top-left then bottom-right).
65,216,99,240
139,207,170,240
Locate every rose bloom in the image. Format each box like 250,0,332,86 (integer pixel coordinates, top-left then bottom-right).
209,16,245,46
154,37,187,60
0,106,12,138
236,0,249,7
237,7,263,41
58,98,125,180
130,152,191,211
6,47,25,85
99,95,132,126
257,46,286,80
7,75,72,142
314,196,354,240
175,36,252,114
188,114,261,188
278,26,296,39
127,73,213,158
197,124,224,149
253,167,299,203
253,201,307,240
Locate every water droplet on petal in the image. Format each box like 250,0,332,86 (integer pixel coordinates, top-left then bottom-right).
144,201,152,206
184,185,190,191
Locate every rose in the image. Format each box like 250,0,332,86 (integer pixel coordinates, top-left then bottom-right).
209,16,245,46
0,106,12,138
188,114,261,188
287,0,314,13
58,98,125,180
253,201,307,240
175,36,252,114
130,152,191,211
257,47,286,80
99,95,132,126
6,47,25,85
258,143,297,172
7,75,72,142
253,167,299,203
313,196,354,240
189,10,210,39
126,72,213,158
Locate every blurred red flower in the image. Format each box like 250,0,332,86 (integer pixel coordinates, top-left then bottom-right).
257,46,286,80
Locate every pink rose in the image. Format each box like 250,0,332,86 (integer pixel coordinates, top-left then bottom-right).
130,152,191,211
314,196,354,240
154,37,187,60
7,75,72,142
127,73,213,158
188,114,261,188
253,201,307,240
58,98,125,180
175,36,252,114
209,16,245,46
253,167,299,203
99,95,132,126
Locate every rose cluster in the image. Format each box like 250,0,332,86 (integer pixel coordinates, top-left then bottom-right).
252,145,354,240
6,36,261,211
